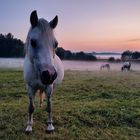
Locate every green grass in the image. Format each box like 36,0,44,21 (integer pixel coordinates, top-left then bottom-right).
0,70,140,140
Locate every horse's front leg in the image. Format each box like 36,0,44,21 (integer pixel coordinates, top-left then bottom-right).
25,86,35,133
45,85,54,132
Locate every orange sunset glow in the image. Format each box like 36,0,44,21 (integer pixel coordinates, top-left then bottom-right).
0,0,140,52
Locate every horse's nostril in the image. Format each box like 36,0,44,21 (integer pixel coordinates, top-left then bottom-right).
41,70,50,85
41,70,57,85
52,71,57,81
42,70,50,78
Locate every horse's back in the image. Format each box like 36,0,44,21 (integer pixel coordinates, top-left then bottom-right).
53,55,64,87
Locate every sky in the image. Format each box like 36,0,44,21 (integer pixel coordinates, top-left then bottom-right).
0,0,140,52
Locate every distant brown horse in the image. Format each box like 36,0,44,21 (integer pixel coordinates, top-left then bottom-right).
100,63,110,70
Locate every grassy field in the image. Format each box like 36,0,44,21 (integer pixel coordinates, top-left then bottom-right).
0,70,140,140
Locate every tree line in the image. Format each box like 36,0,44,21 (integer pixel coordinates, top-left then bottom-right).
121,50,140,60
0,33,139,61
56,47,97,61
0,33,97,60
0,33,24,57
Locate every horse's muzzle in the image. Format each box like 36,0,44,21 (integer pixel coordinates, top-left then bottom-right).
41,68,57,85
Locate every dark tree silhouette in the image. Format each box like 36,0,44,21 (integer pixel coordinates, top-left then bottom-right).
121,50,132,60
56,48,97,61
121,50,140,60
108,57,115,62
56,47,65,59
0,33,24,57
132,51,140,59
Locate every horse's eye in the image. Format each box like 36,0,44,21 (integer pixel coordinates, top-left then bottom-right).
31,39,37,48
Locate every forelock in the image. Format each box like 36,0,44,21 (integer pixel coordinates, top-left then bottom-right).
25,18,55,52
38,18,52,34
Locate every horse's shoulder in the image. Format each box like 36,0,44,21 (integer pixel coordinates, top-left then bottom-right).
53,55,64,86
24,56,34,81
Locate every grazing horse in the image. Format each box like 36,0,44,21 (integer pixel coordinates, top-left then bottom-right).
24,10,64,133
121,62,131,71
100,63,110,70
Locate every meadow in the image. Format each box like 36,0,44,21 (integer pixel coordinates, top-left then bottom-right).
0,69,140,140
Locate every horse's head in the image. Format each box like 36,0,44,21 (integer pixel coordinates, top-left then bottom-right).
26,10,58,85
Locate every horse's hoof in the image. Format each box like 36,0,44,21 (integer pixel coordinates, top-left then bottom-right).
47,124,55,133
25,126,32,134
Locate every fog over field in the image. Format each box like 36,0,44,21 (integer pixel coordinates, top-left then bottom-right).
0,58,139,71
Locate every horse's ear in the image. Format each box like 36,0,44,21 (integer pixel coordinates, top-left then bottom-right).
30,10,38,27
49,15,58,29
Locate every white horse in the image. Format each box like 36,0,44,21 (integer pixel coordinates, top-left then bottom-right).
24,10,64,133
121,61,131,71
